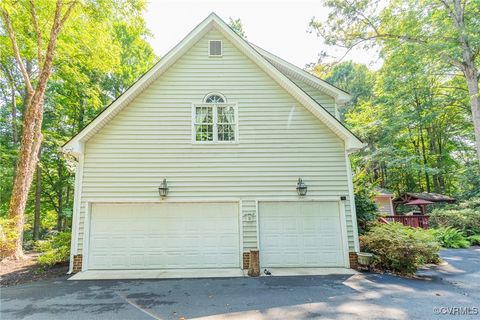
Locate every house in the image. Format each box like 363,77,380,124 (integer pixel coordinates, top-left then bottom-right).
63,13,364,275
374,189,394,215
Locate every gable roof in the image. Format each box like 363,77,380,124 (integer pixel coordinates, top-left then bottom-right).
393,192,456,204
251,43,351,105
63,13,364,156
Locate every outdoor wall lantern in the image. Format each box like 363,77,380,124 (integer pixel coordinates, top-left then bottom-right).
296,178,307,196
158,178,169,198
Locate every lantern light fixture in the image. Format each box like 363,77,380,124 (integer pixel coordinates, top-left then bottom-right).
158,178,169,198
296,178,307,196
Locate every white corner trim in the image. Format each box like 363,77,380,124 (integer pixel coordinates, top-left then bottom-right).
339,200,351,268
345,151,360,252
81,202,91,272
68,142,84,274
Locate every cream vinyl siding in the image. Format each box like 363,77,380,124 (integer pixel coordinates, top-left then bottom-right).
76,28,355,253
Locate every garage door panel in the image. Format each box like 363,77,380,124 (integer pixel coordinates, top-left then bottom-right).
88,203,240,269
260,201,345,268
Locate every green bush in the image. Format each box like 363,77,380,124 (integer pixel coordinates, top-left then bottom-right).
0,218,18,259
355,190,379,234
429,227,470,248
35,231,71,266
429,198,480,237
468,235,480,246
360,222,440,275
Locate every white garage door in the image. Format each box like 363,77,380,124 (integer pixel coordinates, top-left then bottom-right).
88,202,240,269
259,201,346,268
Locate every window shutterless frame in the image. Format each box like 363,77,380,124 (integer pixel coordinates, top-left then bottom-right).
191,102,238,144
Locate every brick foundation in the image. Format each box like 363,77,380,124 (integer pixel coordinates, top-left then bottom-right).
349,252,358,270
247,250,260,277
72,254,83,273
242,252,250,270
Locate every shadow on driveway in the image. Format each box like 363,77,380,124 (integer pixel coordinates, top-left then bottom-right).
1,247,479,320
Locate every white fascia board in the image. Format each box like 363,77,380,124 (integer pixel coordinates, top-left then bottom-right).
250,43,352,105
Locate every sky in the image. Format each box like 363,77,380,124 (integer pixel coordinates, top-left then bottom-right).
144,0,382,70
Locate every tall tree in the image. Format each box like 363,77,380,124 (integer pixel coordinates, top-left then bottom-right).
310,0,480,160
1,0,156,258
1,0,78,258
313,61,375,119
326,47,473,195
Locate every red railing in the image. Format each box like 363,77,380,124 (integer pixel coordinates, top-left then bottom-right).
380,215,430,229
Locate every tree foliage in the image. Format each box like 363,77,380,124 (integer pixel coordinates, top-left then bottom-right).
310,1,478,199
311,0,480,160
228,17,247,38
0,0,156,257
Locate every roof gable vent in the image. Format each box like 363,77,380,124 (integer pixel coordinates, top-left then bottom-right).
209,40,222,57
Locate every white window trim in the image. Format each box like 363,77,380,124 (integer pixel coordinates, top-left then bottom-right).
191,102,239,144
208,39,223,57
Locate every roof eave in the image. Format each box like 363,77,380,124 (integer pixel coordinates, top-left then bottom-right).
250,43,352,104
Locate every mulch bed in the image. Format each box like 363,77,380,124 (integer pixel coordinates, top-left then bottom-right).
0,252,69,287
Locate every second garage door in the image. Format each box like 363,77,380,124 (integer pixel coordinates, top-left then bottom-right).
259,201,346,268
88,202,240,269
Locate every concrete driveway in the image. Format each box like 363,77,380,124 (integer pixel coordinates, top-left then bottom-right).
1,248,479,320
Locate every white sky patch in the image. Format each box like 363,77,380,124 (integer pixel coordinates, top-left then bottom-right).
144,0,382,70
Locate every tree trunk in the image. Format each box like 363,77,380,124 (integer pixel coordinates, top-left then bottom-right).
428,127,440,193
450,0,480,161
419,126,431,193
57,161,63,231
411,138,423,191
464,66,480,161
33,149,41,241
8,95,43,258
11,85,18,145
3,0,76,259
65,183,71,230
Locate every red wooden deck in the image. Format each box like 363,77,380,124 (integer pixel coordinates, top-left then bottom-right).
380,215,430,229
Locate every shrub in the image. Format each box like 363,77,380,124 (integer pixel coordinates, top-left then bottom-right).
355,190,379,234
468,235,480,246
0,218,18,259
35,231,71,266
360,222,440,275
429,227,470,248
429,198,480,237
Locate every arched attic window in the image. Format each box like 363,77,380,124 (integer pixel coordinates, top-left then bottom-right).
204,93,226,103
194,93,237,143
